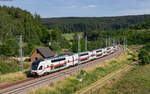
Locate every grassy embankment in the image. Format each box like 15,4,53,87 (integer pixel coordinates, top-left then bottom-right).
0,60,31,82
94,63,150,94
28,49,134,94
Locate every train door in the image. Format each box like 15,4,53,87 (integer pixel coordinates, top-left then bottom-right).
66,56,72,67
50,64,54,71
46,60,50,73
72,56,74,65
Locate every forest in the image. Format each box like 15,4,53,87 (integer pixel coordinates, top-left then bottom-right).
1,6,150,57
41,15,150,33
0,6,70,57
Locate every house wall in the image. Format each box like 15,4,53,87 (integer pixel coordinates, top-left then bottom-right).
30,50,43,62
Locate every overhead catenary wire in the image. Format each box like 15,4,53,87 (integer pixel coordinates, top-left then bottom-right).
85,35,87,51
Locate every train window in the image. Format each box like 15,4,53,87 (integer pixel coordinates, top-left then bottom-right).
51,65,53,70
54,64,65,69
96,50,102,53
80,58,88,61
51,67,53,70
51,58,66,63
39,66,43,70
79,53,89,56
107,48,111,50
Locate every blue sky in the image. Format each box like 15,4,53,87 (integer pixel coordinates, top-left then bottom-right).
0,0,150,18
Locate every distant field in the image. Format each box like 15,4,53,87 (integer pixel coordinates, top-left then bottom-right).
63,32,83,41
63,33,74,41
97,64,150,94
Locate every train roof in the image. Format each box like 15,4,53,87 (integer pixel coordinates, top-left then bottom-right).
93,48,104,51
79,51,90,54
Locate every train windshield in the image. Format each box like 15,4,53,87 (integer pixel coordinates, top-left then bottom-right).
96,50,102,53
32,59,44,70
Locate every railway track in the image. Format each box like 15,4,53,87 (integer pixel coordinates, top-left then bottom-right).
0,46,124,94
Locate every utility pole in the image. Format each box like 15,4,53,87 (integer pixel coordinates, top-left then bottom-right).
112,38,114,46
106,38,107,47
126,38,128,49
109,37,111,46
114,38,116,46
107,37,109,47
124,37,126,51
102,37,104,48
126,39,128,48
19,35,23,71
85,35,87,51
78,34,82,81
117,38,120,50
118,38,120,45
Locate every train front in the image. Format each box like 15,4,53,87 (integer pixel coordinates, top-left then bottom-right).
31,59,44,76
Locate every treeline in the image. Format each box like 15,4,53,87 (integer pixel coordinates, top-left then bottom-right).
0,6,70,57
84,29,150,48
129,19,150,30
71,27,150,52
41,15,150,33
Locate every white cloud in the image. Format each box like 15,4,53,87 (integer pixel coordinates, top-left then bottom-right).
87,5,97,8
82,5,97,8
122,9,150,15
71,5,77,8
69,4,97,9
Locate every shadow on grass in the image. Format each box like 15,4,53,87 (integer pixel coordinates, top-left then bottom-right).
24,70,32,77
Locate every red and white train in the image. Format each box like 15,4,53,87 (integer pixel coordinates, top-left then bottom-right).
31,45,118,76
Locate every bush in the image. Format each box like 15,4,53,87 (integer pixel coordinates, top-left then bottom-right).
0,61,31,75
0,61,20,74
138,49,150,65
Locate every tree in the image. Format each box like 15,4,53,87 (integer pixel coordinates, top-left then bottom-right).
34,13,41,26
72,32,79,52
51,26,62,41
138,49,150,65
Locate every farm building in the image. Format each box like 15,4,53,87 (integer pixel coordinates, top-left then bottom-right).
30,47,54,62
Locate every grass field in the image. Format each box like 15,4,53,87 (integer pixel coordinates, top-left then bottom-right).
95,64,150,94
28,50,134,94
63,32,83,41
0,71,27,82
63,33,74,41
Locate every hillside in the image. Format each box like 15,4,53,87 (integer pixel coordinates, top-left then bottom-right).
0,6,42,56
41,15,150,33
0,6,71,56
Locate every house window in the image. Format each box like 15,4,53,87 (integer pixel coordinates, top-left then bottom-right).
35,57,38,60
